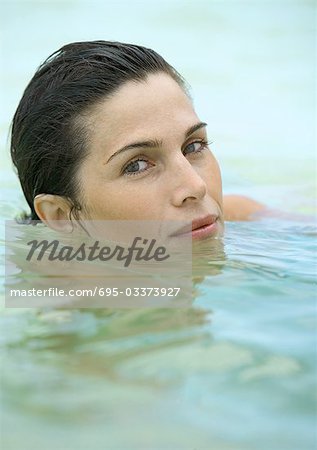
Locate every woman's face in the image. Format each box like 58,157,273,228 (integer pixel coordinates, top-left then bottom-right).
77,73,224,237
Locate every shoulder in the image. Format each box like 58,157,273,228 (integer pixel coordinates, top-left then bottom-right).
223,194,266,221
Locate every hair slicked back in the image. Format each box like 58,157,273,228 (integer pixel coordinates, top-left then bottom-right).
11,40,188,221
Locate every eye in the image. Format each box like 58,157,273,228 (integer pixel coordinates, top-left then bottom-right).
122,158,151,176
183,140,209,156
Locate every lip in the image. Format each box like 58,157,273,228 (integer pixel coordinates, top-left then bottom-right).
171,214,219,240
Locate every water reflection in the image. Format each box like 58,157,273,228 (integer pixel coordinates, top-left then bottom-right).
1,218,316,450
5,220,227,309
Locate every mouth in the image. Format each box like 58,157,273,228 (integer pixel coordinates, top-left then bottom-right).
171,214,219,240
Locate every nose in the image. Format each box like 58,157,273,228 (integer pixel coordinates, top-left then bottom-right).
170,155,207,207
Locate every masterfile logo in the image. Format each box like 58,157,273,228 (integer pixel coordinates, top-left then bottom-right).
5,220,192,308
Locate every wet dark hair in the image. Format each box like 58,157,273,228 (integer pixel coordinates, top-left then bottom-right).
10,40,188,221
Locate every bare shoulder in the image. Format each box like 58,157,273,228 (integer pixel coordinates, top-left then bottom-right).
223,194,315,222
223,194,266,221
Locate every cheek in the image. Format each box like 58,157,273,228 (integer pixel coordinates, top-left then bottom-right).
203,153,222,197
81,178,156,220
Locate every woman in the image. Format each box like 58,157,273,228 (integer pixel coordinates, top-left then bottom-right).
11,40,265,239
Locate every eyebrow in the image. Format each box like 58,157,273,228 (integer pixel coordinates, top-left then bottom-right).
106,121,208,164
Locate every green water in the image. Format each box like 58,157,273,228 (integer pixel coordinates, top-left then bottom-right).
1,220,316,449
1,1,316,449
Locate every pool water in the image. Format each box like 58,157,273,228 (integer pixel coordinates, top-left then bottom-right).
1,1,316,449
1,218,316,449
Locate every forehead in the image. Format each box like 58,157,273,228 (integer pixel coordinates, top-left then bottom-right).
85,73,200,153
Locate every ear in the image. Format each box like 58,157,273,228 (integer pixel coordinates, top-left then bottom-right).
34,194,74,233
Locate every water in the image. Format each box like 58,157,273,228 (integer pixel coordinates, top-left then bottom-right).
1,220,316,449
1,1,316,449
